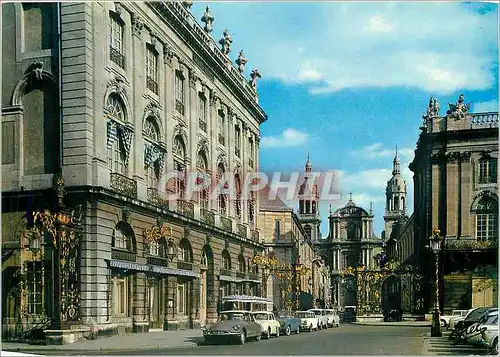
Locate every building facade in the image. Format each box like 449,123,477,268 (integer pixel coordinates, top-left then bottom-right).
297,156,322,243
2,2,268,343
410,95,498,313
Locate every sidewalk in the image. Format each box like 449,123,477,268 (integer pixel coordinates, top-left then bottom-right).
353,320,431,327
2,329,203,353
421,330,490,356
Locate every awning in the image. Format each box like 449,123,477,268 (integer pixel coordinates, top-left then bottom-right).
222,294,273,304
108,259,199,278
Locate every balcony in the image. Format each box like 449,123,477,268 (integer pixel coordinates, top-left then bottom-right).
236,271,246,279
110,172,137,199
220,216,232,232
175,100,185,116
110,46,125,69
237,224,247,238
201,208,215,226
251,230,259,241
146,76,159,95
218,134,225,146
220,269,232,276
479,175,497,184
147,187,169,210
199,118,207,132
177,199,194,219
249,273,259,281
147,255,169,267
177,261,193,270
111,248,136,262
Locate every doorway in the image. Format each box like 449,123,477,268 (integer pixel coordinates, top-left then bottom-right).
148,279,163,330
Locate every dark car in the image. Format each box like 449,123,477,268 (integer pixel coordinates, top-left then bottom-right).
343,306,356,323
275,311,301,336
202,310,263,345
456,307,495,332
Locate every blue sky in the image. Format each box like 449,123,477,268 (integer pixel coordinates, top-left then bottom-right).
191,1,499,237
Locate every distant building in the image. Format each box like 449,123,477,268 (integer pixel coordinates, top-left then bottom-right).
410,95,498,313
297,156,322,243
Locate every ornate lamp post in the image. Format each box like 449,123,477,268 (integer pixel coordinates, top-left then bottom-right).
27,230,42,255
428,228,443,337
166,237,176,262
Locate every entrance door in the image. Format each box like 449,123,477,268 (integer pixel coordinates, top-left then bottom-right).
149,280,162,329
200,270,207,326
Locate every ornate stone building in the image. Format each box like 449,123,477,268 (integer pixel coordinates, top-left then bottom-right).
297,156,322,243
410,95,498,313
2,2,267,343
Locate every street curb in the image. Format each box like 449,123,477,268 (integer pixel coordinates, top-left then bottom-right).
352,322,431,327
2,342,199,353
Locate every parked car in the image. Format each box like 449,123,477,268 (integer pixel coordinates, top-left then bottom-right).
308,309,329,329
325,309,340,327
252,311,281,339
275,310,301,335
453,307,492,334
343,306,357,322
441,309,468,328
296,310,319,332
202,310,262,345
479,323,499,353
463,310,498,346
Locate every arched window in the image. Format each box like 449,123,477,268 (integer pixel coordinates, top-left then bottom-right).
201,249,208,266
222,250,231,270
197,150,209,209
312,201,316,214
173,136,187,198
105,94,127,174
144,117,161,189
217,164,227,216
177,239,192,262
475,197,498,241
112,222,136,252
238,254,246,273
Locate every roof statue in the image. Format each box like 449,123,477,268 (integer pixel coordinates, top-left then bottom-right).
235,50,248,74
425,96,440,118
219,29,233,56
201,6,214,34
446,93,470,120
181,1,193,10
249,69,262,90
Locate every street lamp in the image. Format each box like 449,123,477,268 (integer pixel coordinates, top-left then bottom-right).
428,228,443,337
166,237,176,262
28,230,42,254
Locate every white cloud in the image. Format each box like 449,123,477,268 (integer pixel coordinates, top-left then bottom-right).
260,128,308,148
473,99,499,113
196,2,498,95
351,143,414,161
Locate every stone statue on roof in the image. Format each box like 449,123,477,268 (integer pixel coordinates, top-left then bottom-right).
201,6,214,33
235,50,248,74
219,29,233,56
249,69,262,89
447,93,470,120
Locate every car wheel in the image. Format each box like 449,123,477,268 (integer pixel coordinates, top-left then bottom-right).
441,319,447,328
295,326,300,334
255,334,261,342
285,325,291,336
309,325,313,332
265,328,271,339
238,331,246,345
275,327,280,338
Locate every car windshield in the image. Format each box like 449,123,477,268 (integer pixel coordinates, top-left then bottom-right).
218,312,245,321
296,312,309,318
485,315,498,325
253,313,269,320
452,311,462,316
310,310,321,316
277,311,292,318
465,308,490,321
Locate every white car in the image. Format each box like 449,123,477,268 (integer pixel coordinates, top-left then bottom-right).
480,324,498,353
325,309,340,327
296,310,319,332
308,309,329,329
441,309,468,328
463,310,498,346
251,311,281,339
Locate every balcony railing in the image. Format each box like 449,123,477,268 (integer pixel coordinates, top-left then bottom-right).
146,76,159,94
201,208,215,226
111,248,136,262
220,216,232,232
236,271,246,279
470,112,499,128
249,273,259,281
251,229,259,241
237,224,247,238
147,187,169,210
147,255,169,267
177,199,194,219
220,269,232,276
479,175,497,184
110,172,137,199
177,261,193,270
175,100,185,116
218,134,225,146
199,118,207,132
110,46,125,69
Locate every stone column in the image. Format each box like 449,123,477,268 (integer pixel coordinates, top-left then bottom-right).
431,163,440,230
460,153,472,237
446,156,458,237
191,279,201,328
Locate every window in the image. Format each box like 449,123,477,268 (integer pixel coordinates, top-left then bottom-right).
198,94,207,132
235,174,242,218
112,276,128,316
113,229,128,249
220,282,230,297
218,110,225,145
173,136,186,199
217,164,227,216
238,255,245,273
248,138,254,167
26,261,43,315
23,4,55,51
144,118,161,189
149,240,159,256
177,283,187,315
112,222,135,252
175,71,185,115
479,158,497,184
178,239,192,262
201,250,208,266
222,250,231,270
197,151,209,209
146,47,158,94
105,95,126,174
235,126,241,157
109,15,125,68
475,197,498,241
274,220,280,240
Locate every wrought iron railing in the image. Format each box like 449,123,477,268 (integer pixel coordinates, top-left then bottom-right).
478,175,497,184
177,261,193,270
220,216,232,232
175,100,185,116
199,118,207,132
177,199,194,218
110,172,137,199
110,46,125,69
249,273,259,281
111,248,136,262
237,224,247,238
220,269,232,276
251,229,259,241
218,134,225,146
146,76,159,94
236,271,246,279
147,187,169,209
147,256,169,267
201,208,215,226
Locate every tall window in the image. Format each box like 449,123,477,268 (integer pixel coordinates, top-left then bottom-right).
112,222,135,252
149,240,159,256
198,94,207,132
146,47,158,94
235,126,241,157
479,158,497,184
222,250,231,270
248,138,254,167
274,220,280,240
26,262,43,315
234,174,242,218
475,197,498,241
173,136,186,199
217,164,227,216
144,118,161,189
238,255,245,273
175,71,185,115
197,151,209,209
112,275,128,316
177,283,187,315
105,94,126,174
218,110,225,145
178,239,192,262
109,15,125,68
